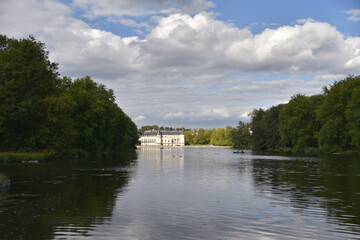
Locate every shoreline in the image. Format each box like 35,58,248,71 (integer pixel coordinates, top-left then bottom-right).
136,145,232,149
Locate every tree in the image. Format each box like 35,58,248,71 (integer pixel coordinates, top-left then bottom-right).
193,128,207,144
232,121,251,149
279,95,322,151
262,104,284,151
68,76,138,152
317,75,360,152
0,35,138,155
224,126,234,146
139,125,159,135
345,81,360,150
184,131,193,145
0,35,58,151
44,90,77,156
250,108,267,151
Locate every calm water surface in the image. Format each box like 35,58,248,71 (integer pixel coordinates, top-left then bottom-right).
0,148,359,239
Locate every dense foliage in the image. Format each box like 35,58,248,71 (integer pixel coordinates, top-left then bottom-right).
184,126,249,147
250,105,284,151
231,121,252,149
247,75,360,153
0,35,138,157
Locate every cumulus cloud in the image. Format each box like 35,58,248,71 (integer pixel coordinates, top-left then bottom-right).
0,0,72,38
0,0,359,127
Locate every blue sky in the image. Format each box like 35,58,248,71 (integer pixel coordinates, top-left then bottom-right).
0,0,359,128
221,1,359,36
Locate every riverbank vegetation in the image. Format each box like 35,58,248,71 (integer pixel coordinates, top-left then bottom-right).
138,75,358,154
0,35,138,158
184,127,235,146
181,75,360,154
139,125,238,147
246,75,360,154
0,152,45,162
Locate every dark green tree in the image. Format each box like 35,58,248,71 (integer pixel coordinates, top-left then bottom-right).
0,35,138,155
250,108,267,151
279,95,322,151
232,121,251,149
317,75,360,152
345,80,360,150
263,104,284,151
0,35,59,151
68,76,138,152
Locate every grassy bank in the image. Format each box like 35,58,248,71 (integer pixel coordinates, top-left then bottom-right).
0,152,45,162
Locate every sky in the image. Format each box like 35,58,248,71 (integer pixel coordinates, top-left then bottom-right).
0,0,359,129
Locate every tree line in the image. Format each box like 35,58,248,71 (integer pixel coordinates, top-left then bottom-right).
236,75,360,153
0,35,138,157
139,125,239,147
138,125,188,135
139,75,359,153
184,127,236,146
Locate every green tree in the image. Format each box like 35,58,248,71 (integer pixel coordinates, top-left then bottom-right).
193,128,207,144
139,125,159,135
232,121,251,149
210,127,233,146
250,109,267,151
0,35,58,151
0,35,138,155
212,128,225,145
279,95,322,151
224,126,234,146
345,81,360,150
184,131,194,145
263,104,284,150
44,91,77,156
317,75,360,152
68,76,138,152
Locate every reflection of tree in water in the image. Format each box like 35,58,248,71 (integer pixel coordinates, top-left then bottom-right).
0,152,137,240
250,154,360,231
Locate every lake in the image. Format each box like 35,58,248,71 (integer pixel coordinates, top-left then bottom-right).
0,147,359,239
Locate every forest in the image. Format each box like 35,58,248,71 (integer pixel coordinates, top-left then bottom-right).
246,75,360,153
0,35,138,157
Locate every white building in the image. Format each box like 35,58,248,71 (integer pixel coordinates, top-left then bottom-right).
140,130,185,147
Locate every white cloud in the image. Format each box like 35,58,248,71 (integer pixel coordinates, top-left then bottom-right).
0,1,359,128
344,9,360,22
134,115,146,121
296,18,315,24
0,0,72,38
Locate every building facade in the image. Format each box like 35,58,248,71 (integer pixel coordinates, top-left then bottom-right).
140,130,185,147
